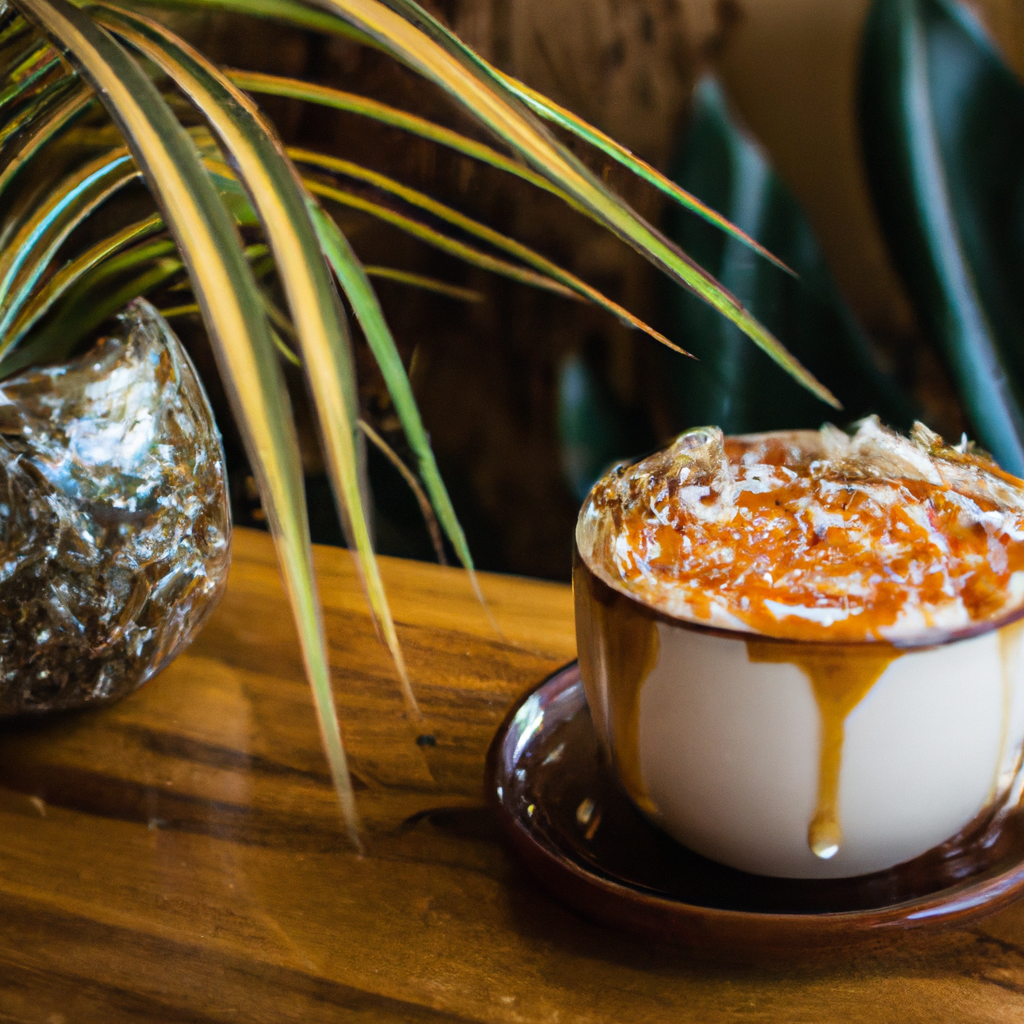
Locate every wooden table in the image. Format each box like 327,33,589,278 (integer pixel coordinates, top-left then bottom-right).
1,527,1023,1022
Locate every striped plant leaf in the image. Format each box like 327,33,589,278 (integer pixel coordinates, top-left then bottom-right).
227,66,790,275
111,0,373,44
0,64,77,145
0,39,57,111
0,146,139,345
358,417,447,566
274,0,837,404
0,14,32,47
2,211,162,348
363,265,481,302
157,40,487,589
310,200,478,584
0,245,182,374
95,3,421,720
133,7,786,272
283,170,579,297
199,148,576,301
12,0,363,846
291,147,683,351
2,231,275,375
159,301,198,316
112,0,834,404
226,69,572,204
488,70,794,277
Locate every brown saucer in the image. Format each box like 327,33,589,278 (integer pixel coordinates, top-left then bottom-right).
486,662,1024,950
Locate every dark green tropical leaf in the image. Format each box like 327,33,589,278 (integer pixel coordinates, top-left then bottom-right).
556,351,649,502
660,76,912,436
860,0,1024,472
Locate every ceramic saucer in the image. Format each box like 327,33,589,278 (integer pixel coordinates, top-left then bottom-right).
486,662,1024,950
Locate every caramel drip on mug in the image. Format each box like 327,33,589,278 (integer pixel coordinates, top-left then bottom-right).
597,596,660,815
992,619,1024,802
574,560,660,814
747,642,902,860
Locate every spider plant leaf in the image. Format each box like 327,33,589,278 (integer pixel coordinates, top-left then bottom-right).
363,265,481,303
285,0,837,405
358,417,446,565
292,147,684,352
107,0,373,45
159,301,198,317
860,0,1024,472
257,167,578,297
96,3,421,719
114,0,833,403
0,250,181,375
0,69,82,151
0,146,140,345
660,76,914,435
3,211,162,348
310,201,476,579
338,0,791,274
144,6,783,272
492,71,795,277
0,42,60,113
0,14,31,49
225,69,572,205
14,0,362,845
0,34,47,77
0,231,182,375
203,146,676,352
204,141,562,302
204,141,485,587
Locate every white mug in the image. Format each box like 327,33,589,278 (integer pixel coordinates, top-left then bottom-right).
574,542,1024,880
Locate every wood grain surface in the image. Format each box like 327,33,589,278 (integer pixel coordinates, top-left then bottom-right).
1,526,1024,1022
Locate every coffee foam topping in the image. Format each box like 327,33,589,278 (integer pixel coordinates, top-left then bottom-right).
577,418,1024,643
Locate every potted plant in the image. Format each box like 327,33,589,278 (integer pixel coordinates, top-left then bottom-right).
0,0,833,845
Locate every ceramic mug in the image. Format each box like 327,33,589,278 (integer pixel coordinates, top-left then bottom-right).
573,538,1024,880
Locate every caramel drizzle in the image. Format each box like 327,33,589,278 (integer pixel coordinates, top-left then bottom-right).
747,641,902,860
597,599,660,815
574,560,660,816
994,620,1024,802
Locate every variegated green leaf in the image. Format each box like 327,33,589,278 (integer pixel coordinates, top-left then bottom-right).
226,69,569,203
112,0,834,403
211,156,577,297
358,417,446,566
0,146,139,345
276,0,837,402
3,211,162,348
364,265,481,302
0,247,181,375
293,147,683,351
310,201,478,583
95,4,422,722
14,0,363,846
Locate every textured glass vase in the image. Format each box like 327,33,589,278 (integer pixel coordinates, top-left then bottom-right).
0,300,231,716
